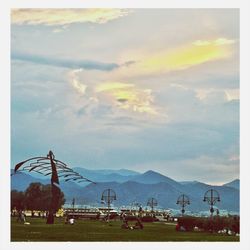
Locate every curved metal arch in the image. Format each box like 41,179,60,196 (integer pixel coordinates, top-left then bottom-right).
101,188,117,203
176,194,190,216
176,194,190,206
13,150,95,184
203,189,220,217
12,150,96,225
203,189,220,205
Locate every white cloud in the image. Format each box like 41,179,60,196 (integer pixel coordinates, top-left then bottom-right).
11,9,131,26
68,69,87,95
193,38,235,47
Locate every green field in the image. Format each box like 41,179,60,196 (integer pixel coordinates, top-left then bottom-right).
11,217,239,242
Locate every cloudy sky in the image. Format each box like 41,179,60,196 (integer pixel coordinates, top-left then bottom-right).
11,9,239,184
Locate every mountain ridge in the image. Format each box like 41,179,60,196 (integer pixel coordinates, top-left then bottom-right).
223,179,240,190
11,168,239,212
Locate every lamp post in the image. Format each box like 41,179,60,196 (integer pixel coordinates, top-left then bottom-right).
176,194,190,216
147,198,158,214
203,189,220,218
101,188,116,222
72,198,75,218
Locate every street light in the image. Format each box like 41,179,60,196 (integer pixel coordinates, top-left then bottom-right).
203,189,220,217
147,198,158,213
101,188,116,222
176,194,190,216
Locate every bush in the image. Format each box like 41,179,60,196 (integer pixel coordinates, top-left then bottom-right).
177,216,240,233
177,217,198,231
141,216,158,222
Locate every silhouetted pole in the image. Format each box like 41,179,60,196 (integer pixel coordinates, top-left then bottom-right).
147,198,158,215
176,194,190,217
46,151,60,223
181,195,185,216
107,189,110,222
101,188,116,223
203,189,220,218
72,198,75,218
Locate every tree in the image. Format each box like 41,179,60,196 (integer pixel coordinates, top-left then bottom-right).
39,184,65,212
24,183,43,211
11,190,25,211
24,182,65,213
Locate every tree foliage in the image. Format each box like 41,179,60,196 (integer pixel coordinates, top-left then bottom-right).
11,182,65,212
11,190,25,210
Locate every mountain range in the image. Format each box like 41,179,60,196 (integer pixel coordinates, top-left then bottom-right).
11,168,239,213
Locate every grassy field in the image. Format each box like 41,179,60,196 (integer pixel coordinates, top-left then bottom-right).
11,217,239,242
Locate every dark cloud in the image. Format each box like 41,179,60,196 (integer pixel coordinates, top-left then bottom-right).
11,51,120,71
121,60,137,67
117,98,128,103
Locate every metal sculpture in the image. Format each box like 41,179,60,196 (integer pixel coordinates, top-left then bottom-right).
101,188,116,222
176,194,190,216
147,198,158,212
203,189,220,217
13,150,95,224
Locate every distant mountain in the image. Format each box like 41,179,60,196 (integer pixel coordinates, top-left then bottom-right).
81,180,239,212
223,179,240,190
82,181,182,208
10,168,239,212
11,170,49,191
72,167,140,183
178,181,239,212
131,170,183,190
73,167,139,176
179,181,199,185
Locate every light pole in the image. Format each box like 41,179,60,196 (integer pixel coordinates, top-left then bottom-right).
203,189,220,218
176,194,190,216
101,188,116,222
147,198,158,214
72,198,75,218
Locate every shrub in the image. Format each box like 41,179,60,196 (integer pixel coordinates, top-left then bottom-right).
177,216,198,231
177,216,240,233
141,216,158,222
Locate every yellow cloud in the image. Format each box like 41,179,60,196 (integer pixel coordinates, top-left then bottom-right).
95,82,134,93
95,82,158,115
140,42,232,73
193,38,235,46
115,38,234,78
11,9,130,26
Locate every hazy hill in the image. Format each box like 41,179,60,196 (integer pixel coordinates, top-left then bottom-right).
10,168,239,212
178,181,239,212
223,179,240,190
130,170,183,190
11,170,49,191
72,167,139,183
80,180,239,212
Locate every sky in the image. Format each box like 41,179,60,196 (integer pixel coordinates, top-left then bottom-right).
11,9,239,184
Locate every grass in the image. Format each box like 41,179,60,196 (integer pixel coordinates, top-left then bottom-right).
11,217,239,242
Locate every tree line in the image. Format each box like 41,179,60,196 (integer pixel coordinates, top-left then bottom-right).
11,182,65,214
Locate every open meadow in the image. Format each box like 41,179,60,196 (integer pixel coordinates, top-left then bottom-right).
11,218,239,242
